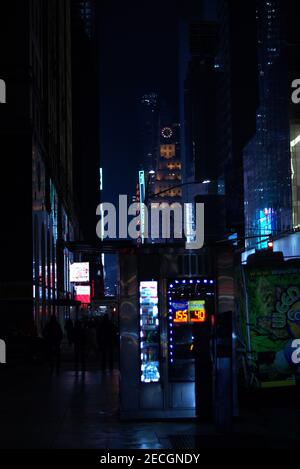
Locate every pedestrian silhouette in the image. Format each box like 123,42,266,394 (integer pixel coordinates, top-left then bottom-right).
42,315,63,375
86,320,98,358
65,317,74,346
73,321,87,372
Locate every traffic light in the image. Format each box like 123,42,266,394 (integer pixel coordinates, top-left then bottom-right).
267,237,273,251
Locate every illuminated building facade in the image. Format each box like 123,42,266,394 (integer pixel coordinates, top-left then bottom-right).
244,0,300,250
149,123,183,243
153,125,182,202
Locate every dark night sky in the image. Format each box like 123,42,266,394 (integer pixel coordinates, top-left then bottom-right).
99,0,216,205
98,1,213,288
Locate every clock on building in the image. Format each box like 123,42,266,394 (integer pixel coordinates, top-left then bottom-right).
161,127,173,139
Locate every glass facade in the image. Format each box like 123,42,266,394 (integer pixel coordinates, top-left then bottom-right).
244,0,292,250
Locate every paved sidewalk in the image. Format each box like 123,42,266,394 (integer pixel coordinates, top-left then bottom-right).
0,362,203,449
0,359,299,449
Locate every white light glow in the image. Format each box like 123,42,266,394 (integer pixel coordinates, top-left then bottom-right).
291,134,300,148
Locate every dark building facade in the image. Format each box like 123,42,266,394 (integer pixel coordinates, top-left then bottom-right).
179,20,226,245
179,4,259,246
0,0,94,334
216,0,258,240
139,93,160,175
71,0,100,243
71,0,103,300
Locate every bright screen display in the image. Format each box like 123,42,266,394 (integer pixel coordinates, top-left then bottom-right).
74,285,91,303
70,262,90,283
172,300,206,324
139,281,160,383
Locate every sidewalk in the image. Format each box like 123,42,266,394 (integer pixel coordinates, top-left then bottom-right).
0,355,299,449
0,362,201,449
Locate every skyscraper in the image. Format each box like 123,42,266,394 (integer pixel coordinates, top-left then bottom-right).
71,0,100,242
180,4,259,246
179,20,226,244
216,0,258,241
139,93,160,174
244,0,292,250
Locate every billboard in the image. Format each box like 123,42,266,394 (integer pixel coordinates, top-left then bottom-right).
74,285,91,304
70,262,89,283
239,266,300,387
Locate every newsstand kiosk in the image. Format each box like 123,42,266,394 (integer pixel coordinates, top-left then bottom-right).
118,246,234,420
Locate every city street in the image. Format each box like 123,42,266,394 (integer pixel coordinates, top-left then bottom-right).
1,0,300,454
0,348,299,449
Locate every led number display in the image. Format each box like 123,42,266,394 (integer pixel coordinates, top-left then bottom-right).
171,300,206,324
188,301,206,323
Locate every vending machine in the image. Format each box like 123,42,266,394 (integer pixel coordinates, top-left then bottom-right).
139,281,160,383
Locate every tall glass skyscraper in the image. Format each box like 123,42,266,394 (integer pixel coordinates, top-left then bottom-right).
244,0,292,250
139,93,160,174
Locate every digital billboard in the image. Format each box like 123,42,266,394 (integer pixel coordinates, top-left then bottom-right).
74,285,91,304
70,262,89,283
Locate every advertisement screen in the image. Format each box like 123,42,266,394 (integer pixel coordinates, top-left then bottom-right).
70,262,89,283
239,267,300,387
74,285,91,304
139,281,160,383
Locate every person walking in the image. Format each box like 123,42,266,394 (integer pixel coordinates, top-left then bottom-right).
65,317,74,346
42,315,63,375
73,321,87,372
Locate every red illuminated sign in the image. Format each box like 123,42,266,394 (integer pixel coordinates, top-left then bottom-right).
74,285,91,304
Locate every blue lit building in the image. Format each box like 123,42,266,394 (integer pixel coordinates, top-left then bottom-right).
244,0,294,250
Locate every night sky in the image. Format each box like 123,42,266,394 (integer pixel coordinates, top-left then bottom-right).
99,1,216,288
99,0,216,205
